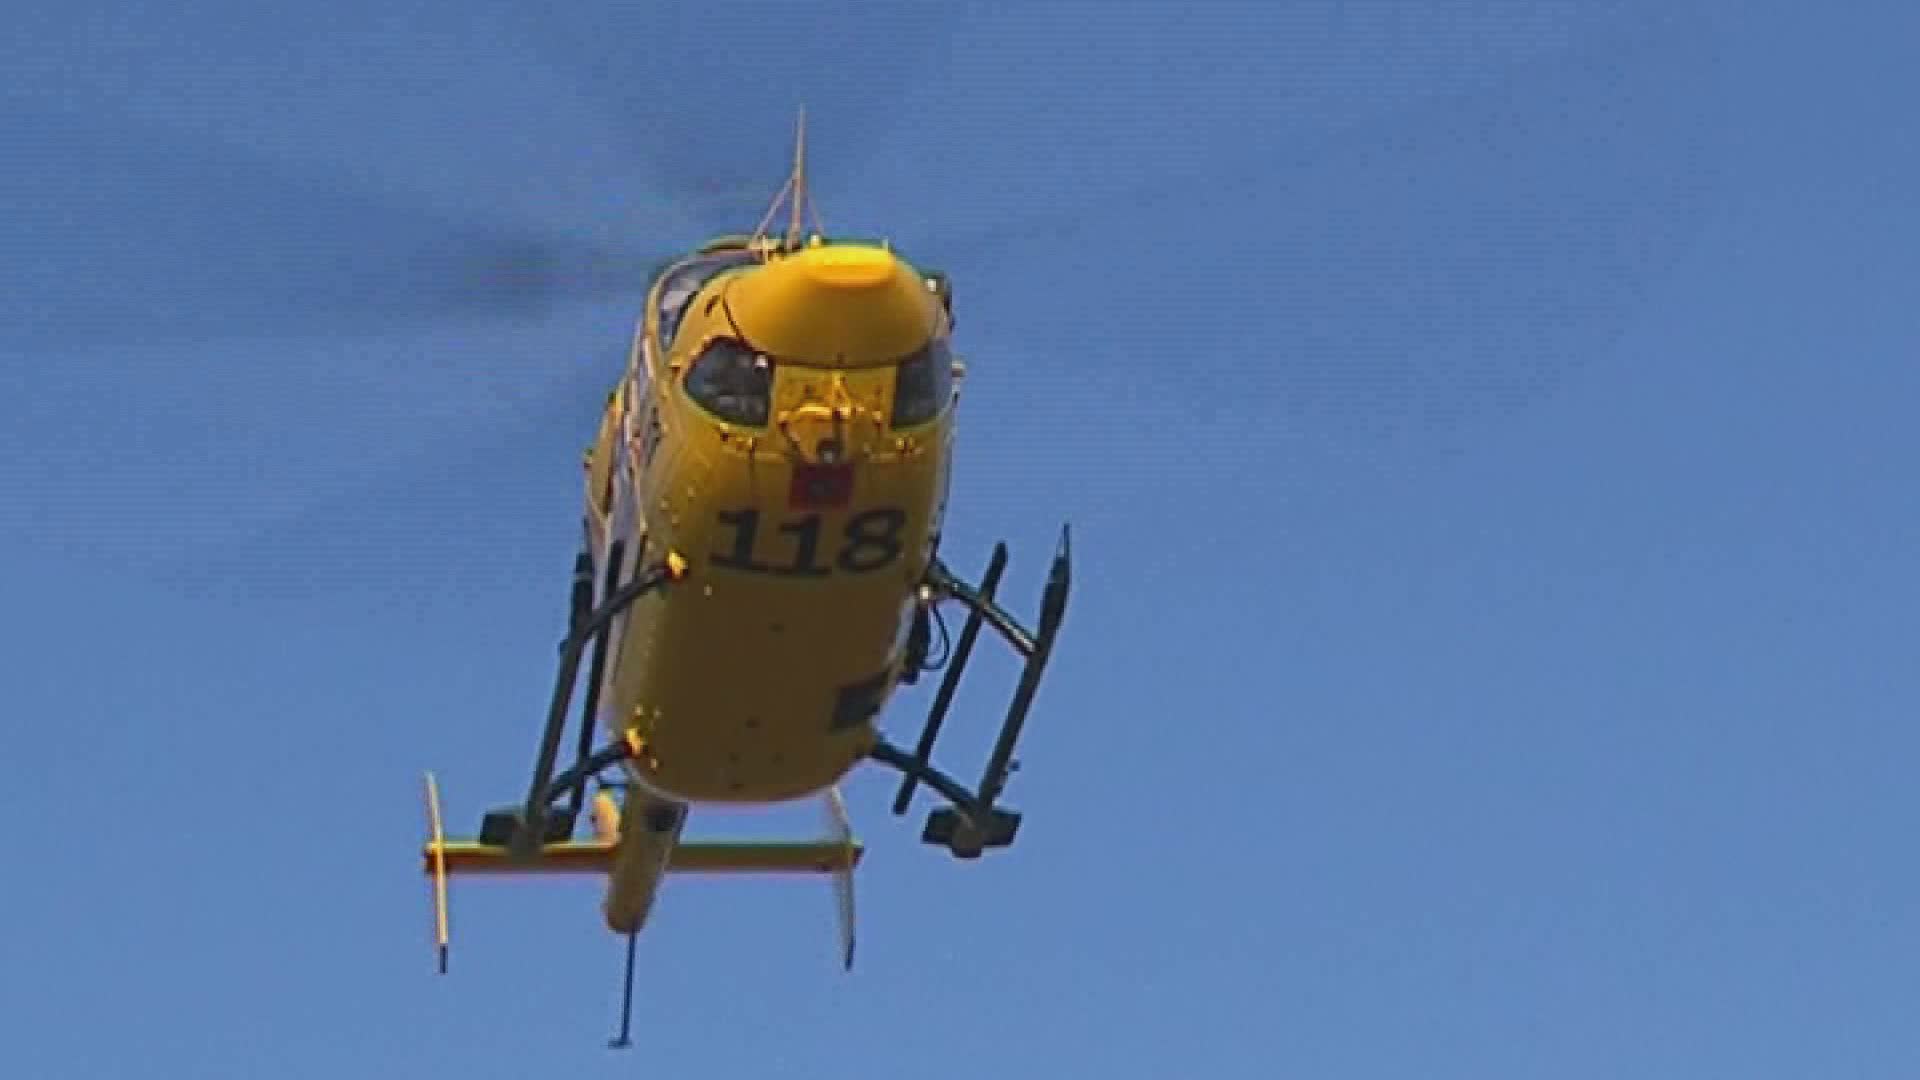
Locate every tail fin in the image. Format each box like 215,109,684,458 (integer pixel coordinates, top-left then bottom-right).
824,785,857,971
423,772,451,973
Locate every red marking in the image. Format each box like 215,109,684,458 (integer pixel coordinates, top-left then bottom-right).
790,463,854,510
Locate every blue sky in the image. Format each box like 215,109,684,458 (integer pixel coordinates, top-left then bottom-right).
5,1,1919,1076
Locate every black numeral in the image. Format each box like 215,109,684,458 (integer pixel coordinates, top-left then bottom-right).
711,508,763,571
709,506,907,577
776,514,832,577
837,507,906,573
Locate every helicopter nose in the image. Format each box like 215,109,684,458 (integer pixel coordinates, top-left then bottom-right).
724,243,937,367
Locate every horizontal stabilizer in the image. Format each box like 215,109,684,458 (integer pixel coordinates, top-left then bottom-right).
421,839,862,876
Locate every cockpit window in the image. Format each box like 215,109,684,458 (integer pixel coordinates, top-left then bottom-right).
685,338,772,426
654,250,757,348
890,336,955,428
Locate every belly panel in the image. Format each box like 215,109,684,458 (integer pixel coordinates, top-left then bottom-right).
610,445,943,804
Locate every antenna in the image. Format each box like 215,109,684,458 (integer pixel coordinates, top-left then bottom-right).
786,106,806,250
751,108,824,253
607,931,637,1050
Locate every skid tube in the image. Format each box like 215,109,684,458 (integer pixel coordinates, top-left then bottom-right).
876,525,1071,858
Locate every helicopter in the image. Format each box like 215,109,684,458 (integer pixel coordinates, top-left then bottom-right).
419,110,1072,1048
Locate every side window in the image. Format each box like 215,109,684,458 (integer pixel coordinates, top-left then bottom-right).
925,271,953,326
685,338,773,426
654,251,755,348
890,336,954,428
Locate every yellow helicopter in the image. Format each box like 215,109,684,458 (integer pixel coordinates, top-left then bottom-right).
420,111,1071,1047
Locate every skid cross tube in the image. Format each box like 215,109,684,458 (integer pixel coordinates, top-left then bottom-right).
515,561,678,856
871,740,990,825
541,740,636,811
567,540,627,821
929,560,1039,658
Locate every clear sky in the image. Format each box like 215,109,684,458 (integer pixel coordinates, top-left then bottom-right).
5,1,1918,1076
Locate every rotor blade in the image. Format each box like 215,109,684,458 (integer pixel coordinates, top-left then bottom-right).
0,97,669,354
505,1,962,234
0,97,650,570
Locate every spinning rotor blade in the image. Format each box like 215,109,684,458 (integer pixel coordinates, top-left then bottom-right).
3,2,964,578
0,99,681,353
0,98,692,572
510,1,961,235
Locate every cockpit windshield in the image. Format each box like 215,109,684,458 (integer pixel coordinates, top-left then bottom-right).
685,337,772,426
653,249,757,348
891,335,955,428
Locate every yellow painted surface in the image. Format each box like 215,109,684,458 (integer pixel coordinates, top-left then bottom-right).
720,243,937,367
590,236,957,805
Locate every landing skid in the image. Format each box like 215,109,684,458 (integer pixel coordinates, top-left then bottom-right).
873,526,1072,858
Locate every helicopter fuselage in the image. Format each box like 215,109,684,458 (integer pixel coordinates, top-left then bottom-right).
581,236,957,807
